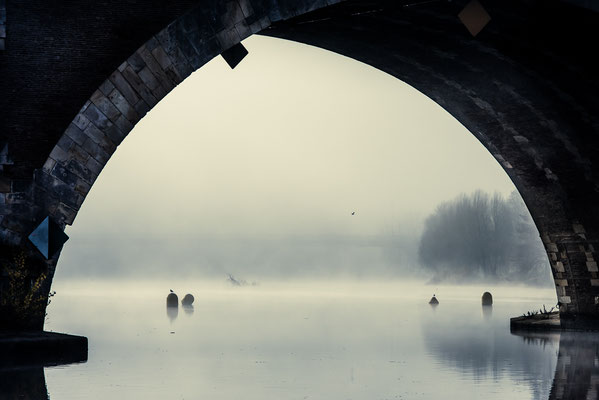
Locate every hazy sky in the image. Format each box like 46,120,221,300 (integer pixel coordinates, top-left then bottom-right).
56,35,517,280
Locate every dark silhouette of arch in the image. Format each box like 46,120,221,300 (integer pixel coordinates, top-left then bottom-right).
1,0,599,329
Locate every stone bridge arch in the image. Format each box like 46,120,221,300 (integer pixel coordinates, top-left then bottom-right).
1,0,599,330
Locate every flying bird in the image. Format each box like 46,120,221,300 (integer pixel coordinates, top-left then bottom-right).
351,211,355,215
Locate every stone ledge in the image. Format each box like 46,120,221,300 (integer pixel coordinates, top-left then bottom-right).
510,312,561,332
0,331,87,369
511,312,599,332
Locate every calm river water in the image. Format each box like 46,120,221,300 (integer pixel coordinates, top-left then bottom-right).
2,280,598,399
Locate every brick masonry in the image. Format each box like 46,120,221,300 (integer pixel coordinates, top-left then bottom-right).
1,0,599,326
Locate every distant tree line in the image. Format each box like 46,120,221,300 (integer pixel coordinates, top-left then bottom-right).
418,190,552,285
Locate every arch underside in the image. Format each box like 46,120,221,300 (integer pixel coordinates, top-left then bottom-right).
1,0,599,328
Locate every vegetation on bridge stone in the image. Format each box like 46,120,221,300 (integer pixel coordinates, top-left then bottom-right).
418,190,551,285
0,250,53,331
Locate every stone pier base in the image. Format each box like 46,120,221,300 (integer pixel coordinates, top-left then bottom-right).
0,331,87,368
511,312,599,332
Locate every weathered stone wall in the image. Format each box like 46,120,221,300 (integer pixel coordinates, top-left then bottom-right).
1,0,599,328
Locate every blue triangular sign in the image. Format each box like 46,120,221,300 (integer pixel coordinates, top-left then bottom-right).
28,216,69,259
29,216,50,258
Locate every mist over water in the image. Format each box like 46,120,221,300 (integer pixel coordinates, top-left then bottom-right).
37,279,563,400
8,35,567,399
53,35,534,286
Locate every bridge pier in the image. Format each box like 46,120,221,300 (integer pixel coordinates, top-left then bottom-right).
543,232,599,329
0,244,57,332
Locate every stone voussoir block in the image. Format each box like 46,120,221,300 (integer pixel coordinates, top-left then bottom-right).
36,172,81,211
55,202,78,225
83,123,116,154
90,90,122,124
64,123,88,147
42,158,57,174
64,159,93,184
108,88,141,123
114,115,134,135
78,100,92,116
51,162,84,187
49,145,69,164
145,36,160,51
68,142,91,165
156,30,194,81
179,31,207,69
137,45,175,93
559,296,572,304
556,286,567,296
102,123,127,147
82,138,111,166
83,102,114,133
235,19,252,40
151,44,173,70
134,99,151,118
74,180,91,197
121,65,158,108
85,156,103,177
98,79,116,96
238,0,255,19
216,27,240,51
138,66,165,98
547,243,559,253
127,51,147,74
249,18,263,33
163,65,183,88
72,112,91,131
109,70,141,107
224,1,247,25
155,29,178,57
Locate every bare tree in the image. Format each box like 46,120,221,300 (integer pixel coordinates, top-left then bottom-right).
418,190,551,285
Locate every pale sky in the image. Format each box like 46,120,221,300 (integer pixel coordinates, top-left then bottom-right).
56,35,517,279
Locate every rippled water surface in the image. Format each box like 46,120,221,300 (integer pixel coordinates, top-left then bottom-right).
5,280,593,399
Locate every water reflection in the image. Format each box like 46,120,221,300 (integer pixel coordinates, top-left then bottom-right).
512,331,599,400
166,305,178,322
34,282,574,399
0,367,49,400
482,305,492,319
182,304,194,315
422,306,557,399
5,328,598,400
424,309,599,400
